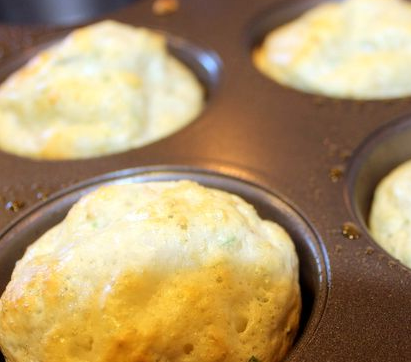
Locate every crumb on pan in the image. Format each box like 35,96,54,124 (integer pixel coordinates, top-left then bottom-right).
153,0,180,15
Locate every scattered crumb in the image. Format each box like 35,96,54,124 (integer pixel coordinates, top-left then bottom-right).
36,191,49,201
153,0,179,15
341,221,361,240
5,200,25,212
329,165,344,183
388,260,397,268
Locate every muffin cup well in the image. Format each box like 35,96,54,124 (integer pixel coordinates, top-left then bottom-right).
0,28,222,161
345,114,411,265
0,166,328,362
247,0,411,101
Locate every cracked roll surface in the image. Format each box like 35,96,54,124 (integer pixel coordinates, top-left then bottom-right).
254,0,411,99
370,160,411,268
0,21,203,159
0,180,301,362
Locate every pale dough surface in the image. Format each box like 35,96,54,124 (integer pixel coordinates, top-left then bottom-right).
370,160,411,268
0,21,203,159
0,180,301,362
254,0,411,99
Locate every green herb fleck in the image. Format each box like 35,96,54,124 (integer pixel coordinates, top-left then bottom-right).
221,235,236,247
248,357,261,362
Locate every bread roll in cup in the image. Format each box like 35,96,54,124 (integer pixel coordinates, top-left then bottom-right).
0,181,301,362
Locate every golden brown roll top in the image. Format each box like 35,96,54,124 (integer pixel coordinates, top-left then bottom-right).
0,181,300,362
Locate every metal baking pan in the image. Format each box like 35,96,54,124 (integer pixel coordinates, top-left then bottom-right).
0,0,411,361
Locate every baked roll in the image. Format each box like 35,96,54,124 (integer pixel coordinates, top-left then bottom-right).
254,0,411,99
370,160,411,268
0,21,203,159
0,181,300,362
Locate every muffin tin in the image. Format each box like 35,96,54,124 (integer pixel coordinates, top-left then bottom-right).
0,0,411,361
